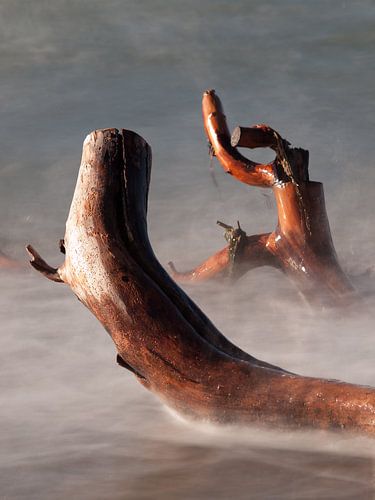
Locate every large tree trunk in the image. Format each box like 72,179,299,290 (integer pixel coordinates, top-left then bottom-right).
27,128,375,434
169,90,354,307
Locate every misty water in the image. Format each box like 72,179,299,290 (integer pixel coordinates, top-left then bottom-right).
1,1,375,498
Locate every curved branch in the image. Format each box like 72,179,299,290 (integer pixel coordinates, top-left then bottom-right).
28,128,375,434
26,245,64,283
202,90,276,187
231,124,309,184
173,93,350,305
231,124,280,150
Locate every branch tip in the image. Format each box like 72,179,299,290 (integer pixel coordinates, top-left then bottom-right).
26,244,64,283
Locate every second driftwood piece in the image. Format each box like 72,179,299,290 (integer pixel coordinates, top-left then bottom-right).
28,128,375,434
169,90,354,306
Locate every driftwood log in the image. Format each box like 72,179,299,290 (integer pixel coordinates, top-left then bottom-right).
169,90,354,307
27,128,375,434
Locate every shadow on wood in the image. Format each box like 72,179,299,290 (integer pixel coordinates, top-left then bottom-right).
27,128,375,434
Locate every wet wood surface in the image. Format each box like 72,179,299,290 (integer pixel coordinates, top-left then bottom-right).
170,91,354,306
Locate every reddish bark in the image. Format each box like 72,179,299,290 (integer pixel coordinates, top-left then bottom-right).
27,128,375,434
170,90,354,306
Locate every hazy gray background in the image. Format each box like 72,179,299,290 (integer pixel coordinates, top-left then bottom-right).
1,1,375,498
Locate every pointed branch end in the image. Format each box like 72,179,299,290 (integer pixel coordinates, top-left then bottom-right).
59,239,66,254
26,244,64,283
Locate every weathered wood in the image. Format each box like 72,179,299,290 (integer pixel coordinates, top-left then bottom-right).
231,125,279,150
170,90,354,306
28,128,375,434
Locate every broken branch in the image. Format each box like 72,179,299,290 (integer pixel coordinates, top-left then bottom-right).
202,90,276,187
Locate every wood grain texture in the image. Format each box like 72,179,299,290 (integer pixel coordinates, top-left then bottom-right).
28,128,375,434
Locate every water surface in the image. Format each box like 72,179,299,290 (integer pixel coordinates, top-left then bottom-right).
1,1,375,498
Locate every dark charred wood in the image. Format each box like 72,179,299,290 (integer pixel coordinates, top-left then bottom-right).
28,128,375,434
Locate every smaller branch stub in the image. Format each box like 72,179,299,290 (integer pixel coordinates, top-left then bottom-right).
202,90,276,187
231,125,280,150
26,244,64,283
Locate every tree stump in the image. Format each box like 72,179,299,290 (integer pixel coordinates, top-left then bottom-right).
169,90,354,307
27,128,375,434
